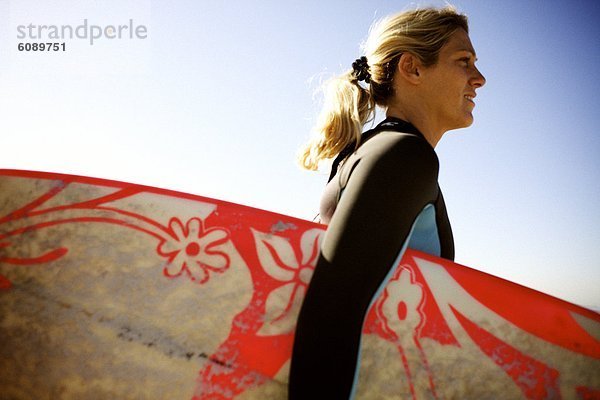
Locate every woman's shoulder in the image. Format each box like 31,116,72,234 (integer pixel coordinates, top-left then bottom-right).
356,129,439,168
334,129,439,193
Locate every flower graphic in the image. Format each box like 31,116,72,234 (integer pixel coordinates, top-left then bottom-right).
158,217,230,284
378,265,425,340
252,228,324,336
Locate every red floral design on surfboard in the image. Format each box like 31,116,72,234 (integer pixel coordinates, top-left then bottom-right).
159,217,231,284
0,173,230,287
1,169,599,400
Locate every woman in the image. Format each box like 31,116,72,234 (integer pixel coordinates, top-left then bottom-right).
289,6,486,399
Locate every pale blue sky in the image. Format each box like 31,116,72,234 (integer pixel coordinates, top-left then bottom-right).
1,0,598,308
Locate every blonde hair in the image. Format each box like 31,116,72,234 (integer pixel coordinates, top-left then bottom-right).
299,6,468,170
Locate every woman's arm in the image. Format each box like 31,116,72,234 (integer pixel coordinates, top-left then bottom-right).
290,134,439,399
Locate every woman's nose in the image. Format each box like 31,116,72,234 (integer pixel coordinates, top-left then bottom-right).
472,66,486,88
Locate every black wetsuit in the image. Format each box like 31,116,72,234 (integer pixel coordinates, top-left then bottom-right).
289,117,454,399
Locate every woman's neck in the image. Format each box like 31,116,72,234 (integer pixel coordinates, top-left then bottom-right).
386,106,444,148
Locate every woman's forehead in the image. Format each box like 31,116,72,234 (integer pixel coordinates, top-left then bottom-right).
444,29,477,57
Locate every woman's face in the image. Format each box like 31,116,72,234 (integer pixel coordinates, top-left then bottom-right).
420,28,486,132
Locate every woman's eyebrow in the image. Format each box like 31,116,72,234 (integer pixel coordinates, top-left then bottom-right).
454,48,478,61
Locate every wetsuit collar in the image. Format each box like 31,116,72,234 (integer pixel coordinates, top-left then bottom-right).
376,117,424,139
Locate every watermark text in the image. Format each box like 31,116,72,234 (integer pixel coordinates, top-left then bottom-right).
16,19,148,45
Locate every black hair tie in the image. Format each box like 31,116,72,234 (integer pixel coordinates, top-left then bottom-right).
352,56,371,84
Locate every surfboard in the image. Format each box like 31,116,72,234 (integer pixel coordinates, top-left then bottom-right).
1,169,599,399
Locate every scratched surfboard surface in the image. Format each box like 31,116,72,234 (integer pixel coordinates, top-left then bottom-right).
0,169,599,400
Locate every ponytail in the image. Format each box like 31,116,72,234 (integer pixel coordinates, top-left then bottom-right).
298,71,375,171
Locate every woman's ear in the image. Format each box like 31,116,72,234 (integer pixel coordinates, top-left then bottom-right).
397,53,422,84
